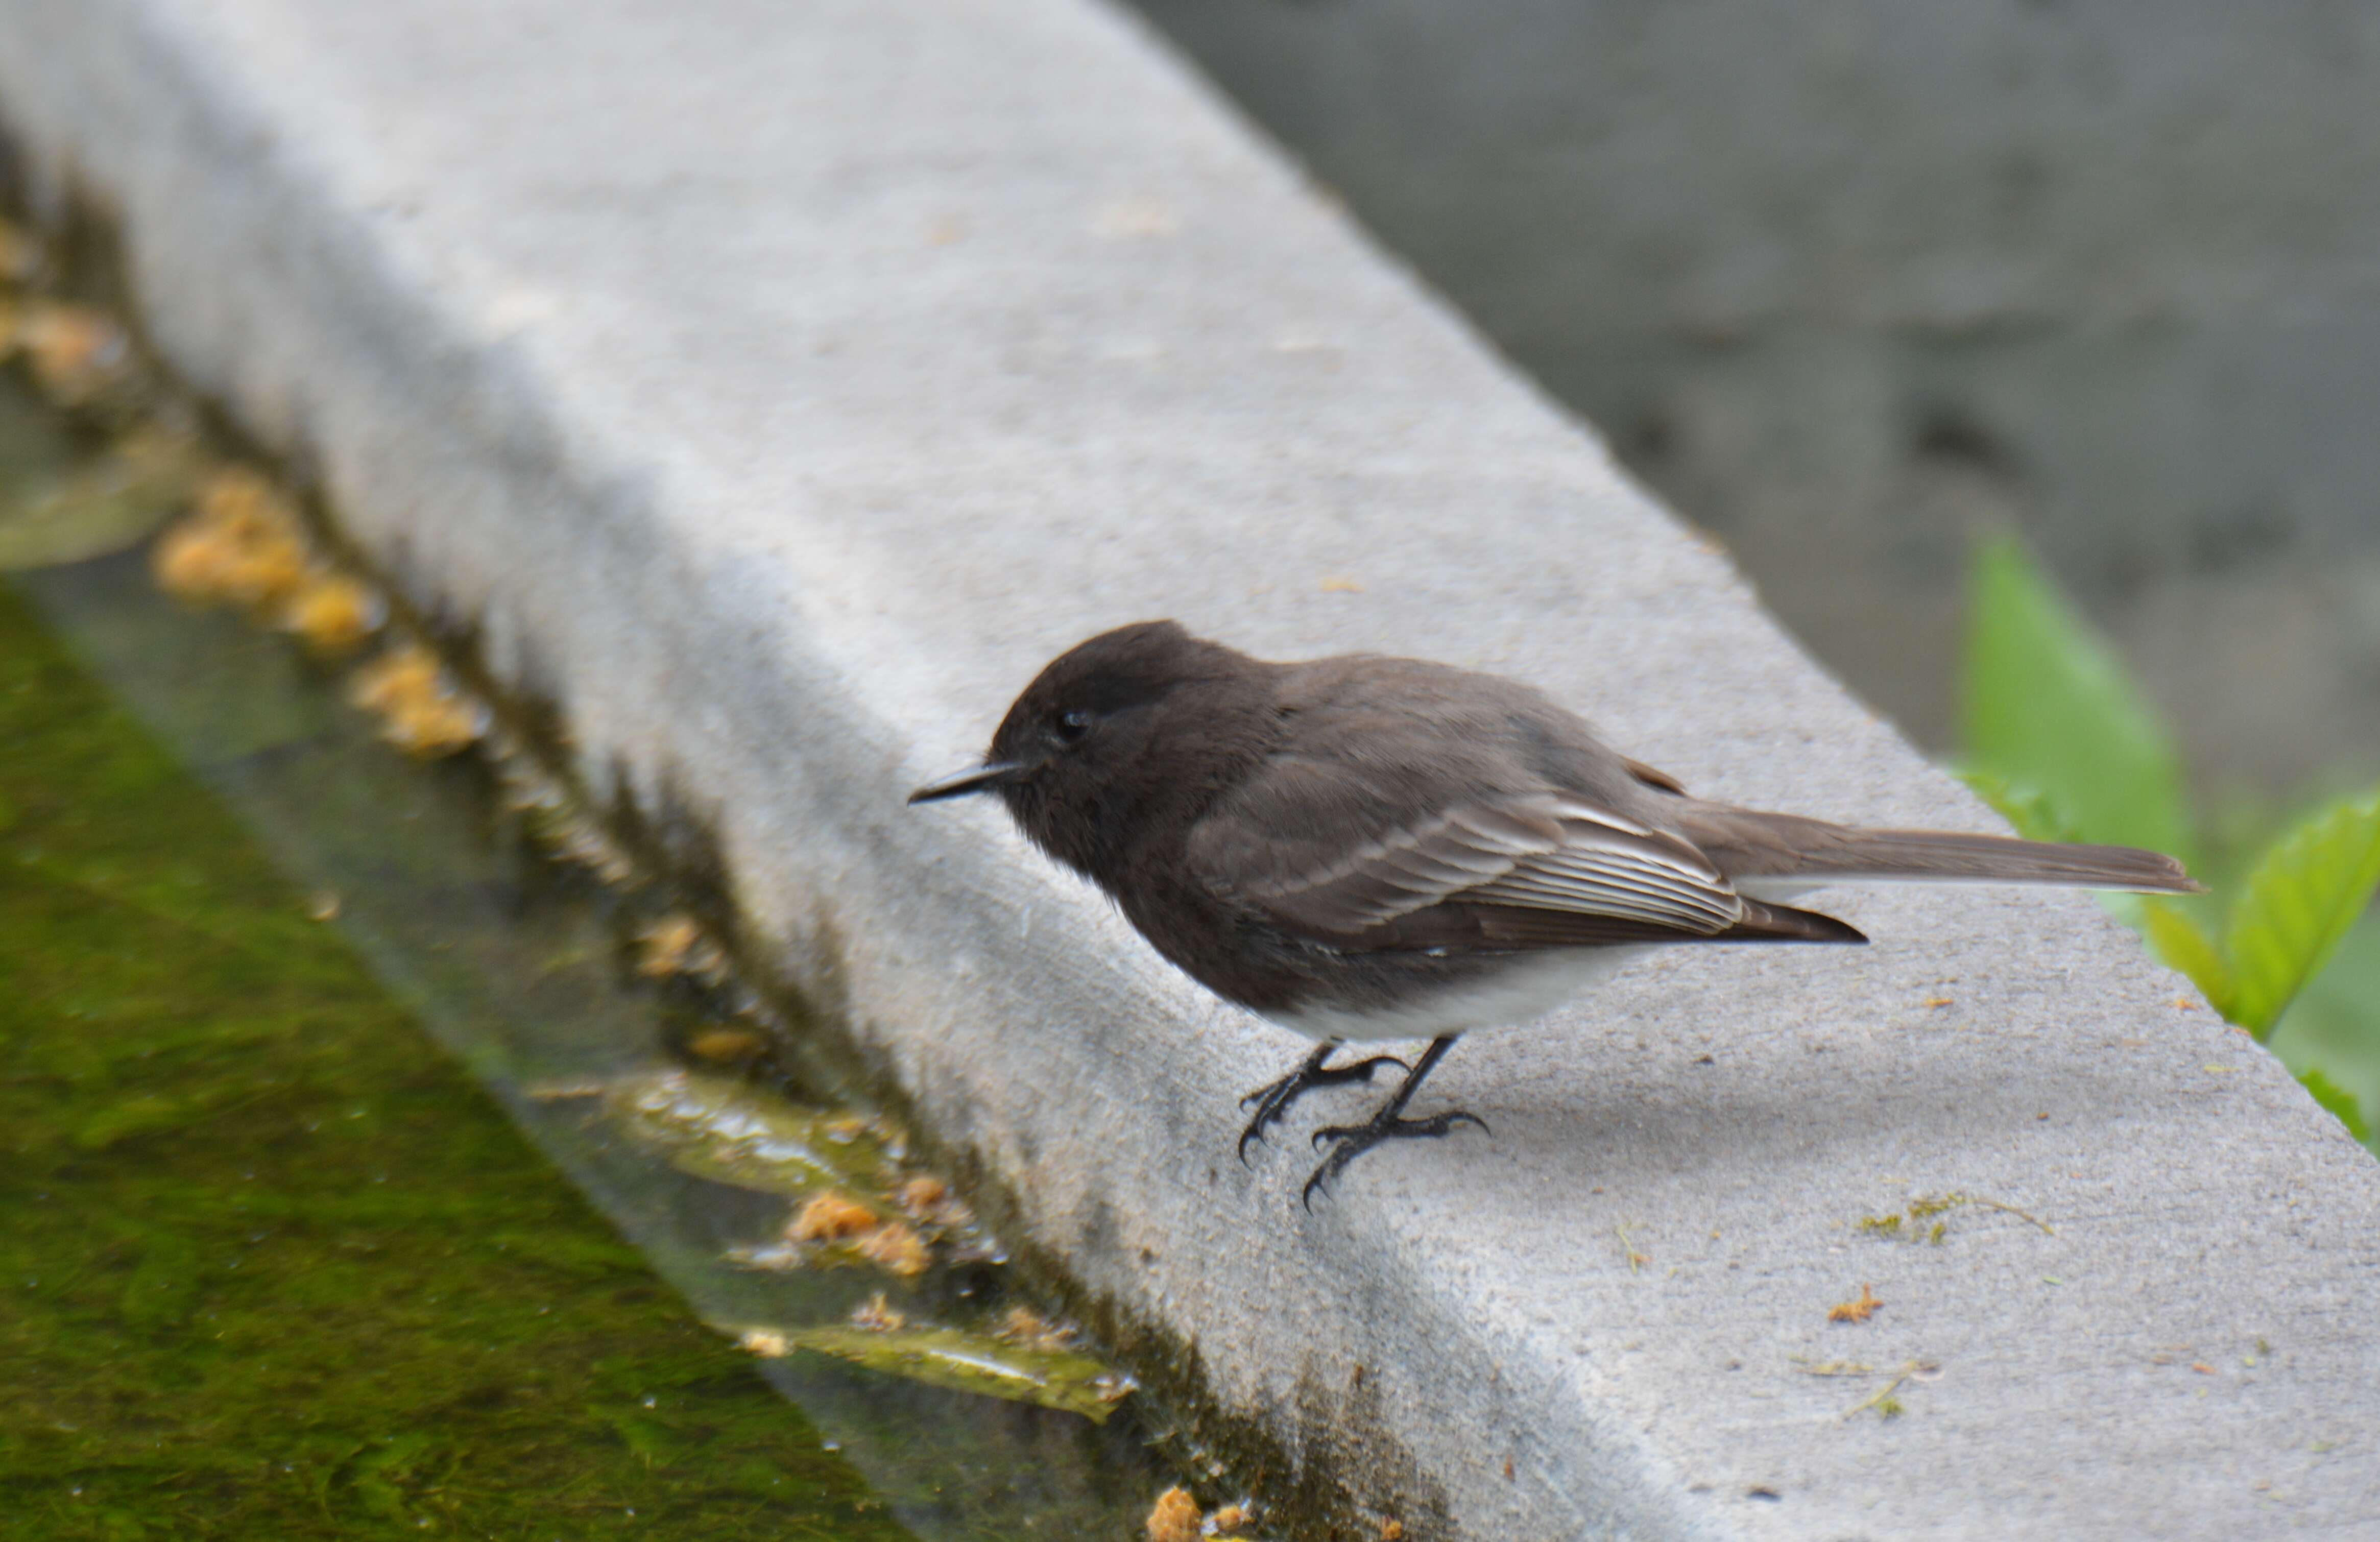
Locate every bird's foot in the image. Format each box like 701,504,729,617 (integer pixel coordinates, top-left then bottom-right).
1301,1105,1489,1209
1237,1044,1408,1162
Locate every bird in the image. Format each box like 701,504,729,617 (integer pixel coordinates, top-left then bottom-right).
909,620,2202,1205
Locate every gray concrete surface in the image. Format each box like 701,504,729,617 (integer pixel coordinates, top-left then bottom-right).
3,1,2377,1536
1128,0,2380,797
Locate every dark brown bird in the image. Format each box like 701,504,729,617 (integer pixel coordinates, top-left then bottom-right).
910,620,2201,1204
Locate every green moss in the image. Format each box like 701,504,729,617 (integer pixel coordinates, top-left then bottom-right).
1858,1192,2052,1251
0,584,915,1540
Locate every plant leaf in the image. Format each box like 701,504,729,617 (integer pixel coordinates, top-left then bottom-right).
1960,537,2190,860
1953,766,2074,844
2138,898,2233,1018
2223,785,2380,1038
2295,1069,2373,1148
764,1324,1131,1422
2269,914,2380,1063
0,429,204,571
582,1068,898,1198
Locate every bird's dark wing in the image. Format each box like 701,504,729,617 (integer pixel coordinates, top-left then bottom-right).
1620,756,1688,796
1190,781,1754,952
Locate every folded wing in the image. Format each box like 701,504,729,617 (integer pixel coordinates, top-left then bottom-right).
1197,788,1860,952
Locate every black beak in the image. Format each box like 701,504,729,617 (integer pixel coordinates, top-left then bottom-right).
906,759,1028,805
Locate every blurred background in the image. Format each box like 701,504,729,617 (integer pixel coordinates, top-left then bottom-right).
1126,0,2380,802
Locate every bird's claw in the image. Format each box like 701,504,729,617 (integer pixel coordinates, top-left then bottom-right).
1301,1109,1489,1208
1235,1050,1408,1162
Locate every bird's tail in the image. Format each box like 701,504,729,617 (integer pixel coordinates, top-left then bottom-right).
1676,808,2204,895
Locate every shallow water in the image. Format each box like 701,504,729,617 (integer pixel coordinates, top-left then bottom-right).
1,370,1169,1537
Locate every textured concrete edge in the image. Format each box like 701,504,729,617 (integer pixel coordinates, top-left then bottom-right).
0,6,1725,1537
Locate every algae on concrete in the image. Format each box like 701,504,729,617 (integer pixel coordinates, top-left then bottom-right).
0,241,1179,1536
0,580,914,1540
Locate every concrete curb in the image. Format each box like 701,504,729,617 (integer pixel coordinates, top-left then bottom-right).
5,1,2376,1536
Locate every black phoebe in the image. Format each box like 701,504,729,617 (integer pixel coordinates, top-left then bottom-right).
910,621,2202,1204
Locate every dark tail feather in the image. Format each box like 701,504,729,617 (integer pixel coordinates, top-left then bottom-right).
1679,809,2204,895
1808,827,2203,892
1716,899,1868,945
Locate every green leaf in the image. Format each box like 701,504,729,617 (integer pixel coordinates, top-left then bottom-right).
765,1324,1132,1423
2138,898,2233,1016
2222,784,2380,1037
578,1068,899,1198
0,429,203,571
2270,914,2380,1066
2295,1068,2372,1148
1953,765,2074,844
1961,537,2190,860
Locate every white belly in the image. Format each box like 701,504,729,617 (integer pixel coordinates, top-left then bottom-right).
1260,947,1647,1043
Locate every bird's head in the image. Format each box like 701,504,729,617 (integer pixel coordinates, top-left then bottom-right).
907,620,1273,878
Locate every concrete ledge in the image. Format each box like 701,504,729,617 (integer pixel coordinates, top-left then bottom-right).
5,1,2377,1536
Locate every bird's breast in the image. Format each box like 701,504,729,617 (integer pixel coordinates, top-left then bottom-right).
1257,946,1650,1043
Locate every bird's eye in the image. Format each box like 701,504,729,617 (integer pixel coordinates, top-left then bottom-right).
1052,708,1095,744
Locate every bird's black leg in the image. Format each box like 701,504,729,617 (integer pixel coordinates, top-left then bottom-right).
1238,1041,1409,1163
1302,1036,1486,1208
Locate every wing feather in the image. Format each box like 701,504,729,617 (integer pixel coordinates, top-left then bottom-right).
1215,790,1745,948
